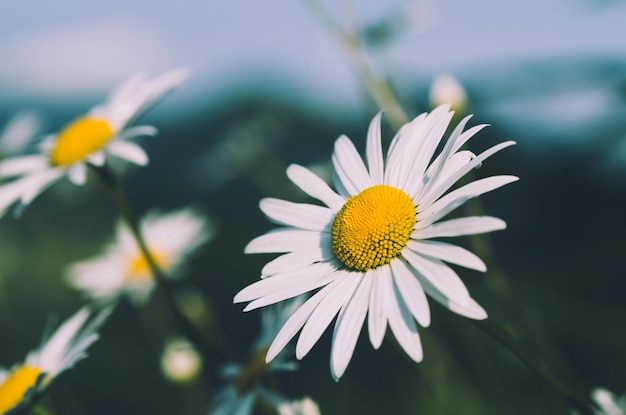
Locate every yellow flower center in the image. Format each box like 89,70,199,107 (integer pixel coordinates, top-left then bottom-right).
128,251,170,282
50,117,115,167
331,185,416,271
0,365,44,413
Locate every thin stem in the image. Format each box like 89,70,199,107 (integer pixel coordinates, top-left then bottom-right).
302,0,409,131
471,319,595,414
90,165,228,362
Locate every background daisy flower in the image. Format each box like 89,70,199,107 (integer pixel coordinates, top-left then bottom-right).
0,69,189,217
211,297,304,415
234,105,517,379
66,207,214,305
0,306,111,414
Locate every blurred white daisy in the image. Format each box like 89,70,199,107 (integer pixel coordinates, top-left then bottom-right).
0,306,111,414
277,397,321,415
234,105,517,379
67,207,213,305
429,74,468,114
211,298,303,415
0,111,42,158
586,388,626,415
0,69,188,217
160,336,203,384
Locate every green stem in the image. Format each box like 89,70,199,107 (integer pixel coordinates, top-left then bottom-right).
302,0,409,131
472,319,595,414
90,165,228,362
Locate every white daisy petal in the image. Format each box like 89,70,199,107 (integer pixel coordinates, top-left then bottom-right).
68,164,87,185
402,249,471,306
416,175,519,225
412,216,506,239
261,248,333,277
116,125,158,141
385,269,423,362
390,258,430,327
260,198,335,231
107,140,149,166
418,141,516,208
286,164,345,211
245,229,329,254
295,271,361,360
407,115,472,198
332,135,372,195
0,155,48,177
367,267,388,349
243,270,341,312
266,280,340,362
234,262,337,304
332,171,351,199
365,112,384,183
331,271,374,380
15,169,64,211
87,151,106,166
407,240,487,272
418,275,487,320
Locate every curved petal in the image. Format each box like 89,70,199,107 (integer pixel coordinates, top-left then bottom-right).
390,258,430,327
234,261,337,304
402,250,471,307
367,267,388,349
245,229,329,254
407,240,486,272
416,175,519,226
260,198,334,231
68,163,87,185
332,135,371,196
418,141,516,209
295,270,361,359
0,155,48,177
261,248,333,277
286,164,345,211
266,279,340,362
385,270,423,362
107,141,149,166
87,151,106,167
418,275,487,320
331,271,374,380
412,216,506,239
365,112,384,184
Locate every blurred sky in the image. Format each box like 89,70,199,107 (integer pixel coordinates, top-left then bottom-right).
1,0,626,149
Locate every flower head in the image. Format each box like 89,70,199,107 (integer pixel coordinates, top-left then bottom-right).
234,105,517,379
0,306,111,414
67,207,213,305
211,298,304,415
160,336,203,383
0,69,188,217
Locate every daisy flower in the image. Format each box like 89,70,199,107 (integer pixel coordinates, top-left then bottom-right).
0,69,189,217
579,388,626,415
234,105,517,379
211,298,304,415
0,306,111,414
66,207,214,305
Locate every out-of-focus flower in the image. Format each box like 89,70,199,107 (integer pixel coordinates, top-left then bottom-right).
0,306,111,414
429,74,468,114
0,69,188,217
235,105,516,379
584,388,626,415
0,111,42,158
277,397,321,415
67,208,213,305
211,298,304,415
160,337,203,383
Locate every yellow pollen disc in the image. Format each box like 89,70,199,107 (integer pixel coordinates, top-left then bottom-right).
50,116,115,167
332,185,416,271
128,251,170,282
0,365,44,413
